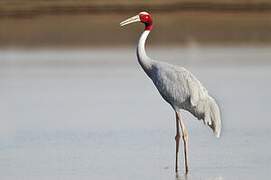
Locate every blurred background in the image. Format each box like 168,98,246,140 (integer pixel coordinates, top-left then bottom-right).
1,0,271,47
0,1,271,180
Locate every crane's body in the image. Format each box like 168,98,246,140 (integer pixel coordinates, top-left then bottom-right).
120,12,221,174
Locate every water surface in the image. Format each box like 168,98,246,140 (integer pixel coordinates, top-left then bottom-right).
0,47,270,180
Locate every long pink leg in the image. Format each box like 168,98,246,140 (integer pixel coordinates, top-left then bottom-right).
176,111,189,174
175,111,180,173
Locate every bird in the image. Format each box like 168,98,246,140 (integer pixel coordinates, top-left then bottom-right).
120,11,221,174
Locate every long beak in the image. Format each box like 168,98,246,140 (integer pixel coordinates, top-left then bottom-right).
120,15,140,27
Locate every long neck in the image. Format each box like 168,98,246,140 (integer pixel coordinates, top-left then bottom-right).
136,30,153,74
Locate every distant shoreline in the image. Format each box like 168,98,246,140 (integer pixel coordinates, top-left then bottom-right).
1,2,271,47
1,2,271,18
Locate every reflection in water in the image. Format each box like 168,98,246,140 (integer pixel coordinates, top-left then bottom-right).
175,173,188,180
175,173,223,180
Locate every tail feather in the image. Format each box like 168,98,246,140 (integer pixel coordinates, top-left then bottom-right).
206,97,221,138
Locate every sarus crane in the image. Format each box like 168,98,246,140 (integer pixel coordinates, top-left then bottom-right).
120,11,221,174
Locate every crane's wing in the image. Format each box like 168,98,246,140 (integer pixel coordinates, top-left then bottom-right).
149,62,221,137
186,73,207,107
178,68,221,138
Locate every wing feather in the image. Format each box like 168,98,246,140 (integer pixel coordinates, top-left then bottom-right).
149,62,221,138
178,67,222,138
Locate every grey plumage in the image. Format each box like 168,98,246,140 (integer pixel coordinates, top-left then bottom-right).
146,60,221,137
137,30,221,138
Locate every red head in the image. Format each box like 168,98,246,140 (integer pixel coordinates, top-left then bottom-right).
139,12,153,30
120,11,153,31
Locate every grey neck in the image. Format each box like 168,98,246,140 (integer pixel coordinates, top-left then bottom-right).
136,30,153,74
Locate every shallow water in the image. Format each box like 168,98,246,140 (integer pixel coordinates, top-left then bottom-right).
0,47,271,180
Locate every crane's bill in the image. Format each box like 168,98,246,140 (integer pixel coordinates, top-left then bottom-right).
120,15,140,27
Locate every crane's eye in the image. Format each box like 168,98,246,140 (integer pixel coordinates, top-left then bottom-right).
140,14,149,23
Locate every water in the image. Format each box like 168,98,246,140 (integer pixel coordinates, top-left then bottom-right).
0,47,271,180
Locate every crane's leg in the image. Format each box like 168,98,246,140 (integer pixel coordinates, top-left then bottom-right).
176,111,189,174
175,111,180,173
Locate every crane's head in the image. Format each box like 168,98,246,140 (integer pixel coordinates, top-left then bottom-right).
120,11,153,30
